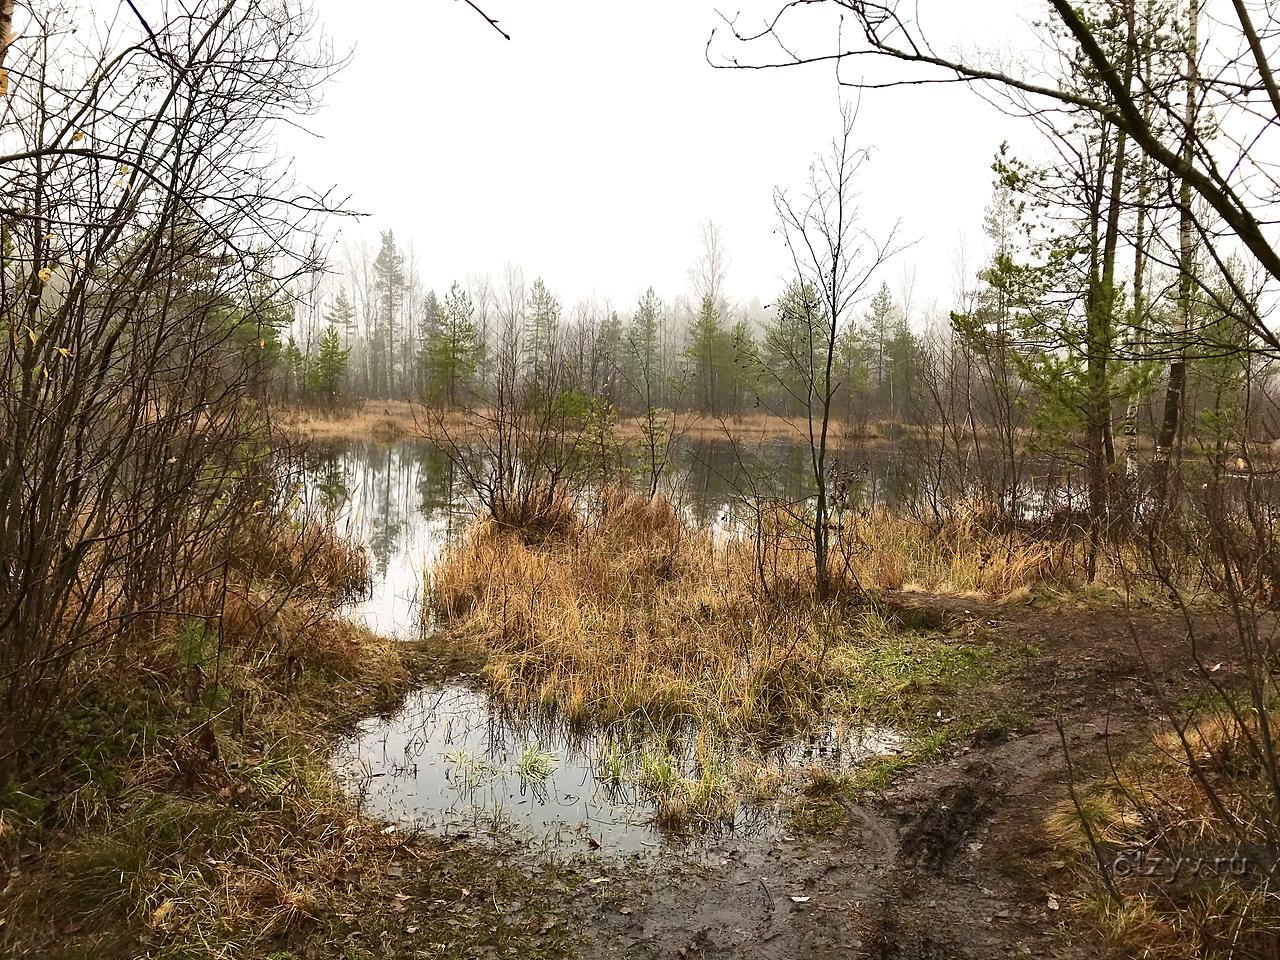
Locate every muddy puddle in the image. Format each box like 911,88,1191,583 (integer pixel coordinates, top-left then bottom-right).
334,680,906,855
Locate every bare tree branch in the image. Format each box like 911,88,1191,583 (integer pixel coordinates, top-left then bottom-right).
458,0,510,40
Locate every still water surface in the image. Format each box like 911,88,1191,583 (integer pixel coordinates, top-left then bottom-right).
302,436,919,639
307,437,926,852
335,681,906,854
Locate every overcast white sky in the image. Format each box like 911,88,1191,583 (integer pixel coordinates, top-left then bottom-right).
285,0,1043,319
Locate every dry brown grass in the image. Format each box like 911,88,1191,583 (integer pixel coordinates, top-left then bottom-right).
231,512,370,599
432,488,843,732
1046,705,1280,958
278,400,911,447
275,399,432,442
0,615,415,959
0,514,415,960
843,505,1082,598
429,488,1036,736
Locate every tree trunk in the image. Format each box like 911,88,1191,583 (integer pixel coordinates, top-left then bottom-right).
1090,0,1137,523
1156,0,1199,501
0,0,14,95
1124,0,1157,485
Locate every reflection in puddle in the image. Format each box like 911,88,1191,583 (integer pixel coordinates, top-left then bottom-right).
303,437,928,640
302,442,472,638
334,682,907,854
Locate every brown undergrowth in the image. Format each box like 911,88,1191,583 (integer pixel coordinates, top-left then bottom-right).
428,488,1035,740
0,517,424,960
0,489,586,959
279,399,922,447
1047,703,1280,959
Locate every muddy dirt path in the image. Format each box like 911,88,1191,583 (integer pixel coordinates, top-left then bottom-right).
572,596,1210,959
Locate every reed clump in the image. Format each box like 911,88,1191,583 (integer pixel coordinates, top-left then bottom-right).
841,505,1080,598
231,512,371,600
429,488,1009,736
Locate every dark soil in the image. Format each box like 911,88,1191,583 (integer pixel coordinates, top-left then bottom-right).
561,596,1218,959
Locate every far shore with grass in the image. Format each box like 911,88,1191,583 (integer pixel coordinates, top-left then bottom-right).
276,398,934,446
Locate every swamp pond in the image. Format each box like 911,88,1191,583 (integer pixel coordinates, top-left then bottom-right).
307,437,1019,854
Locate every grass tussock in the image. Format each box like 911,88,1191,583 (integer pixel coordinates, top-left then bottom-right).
430,487,1001,737
842,504,1083,599
230,512,371,600
1046,703,1280,959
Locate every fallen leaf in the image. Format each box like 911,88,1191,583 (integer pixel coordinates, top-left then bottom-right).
151,900,175,925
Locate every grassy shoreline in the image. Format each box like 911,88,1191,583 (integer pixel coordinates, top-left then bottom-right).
428,487,1039,827
4,464,1263,959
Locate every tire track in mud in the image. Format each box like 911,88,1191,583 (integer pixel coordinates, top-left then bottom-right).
582,731,1084,958
578,597,1200,959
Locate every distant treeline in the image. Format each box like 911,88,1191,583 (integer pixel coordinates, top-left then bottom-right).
273,229,924,423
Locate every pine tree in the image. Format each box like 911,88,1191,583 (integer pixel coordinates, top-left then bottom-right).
598,309,624,405
727,318,762,411
626,287,665,406
415,289,443,397
524,278,560,385
283,335,305,402
325,288,357,346
627,287,670,495
684,294,728,413
866,281,896,407
312,324,349,406
371,231,404,398
427,282,483,407
834,323,871,420
885,311,920,418
763,279,825,415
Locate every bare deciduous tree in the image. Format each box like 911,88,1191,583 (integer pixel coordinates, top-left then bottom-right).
0,0,350,764
711,0,1280,354
770,102,901,595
